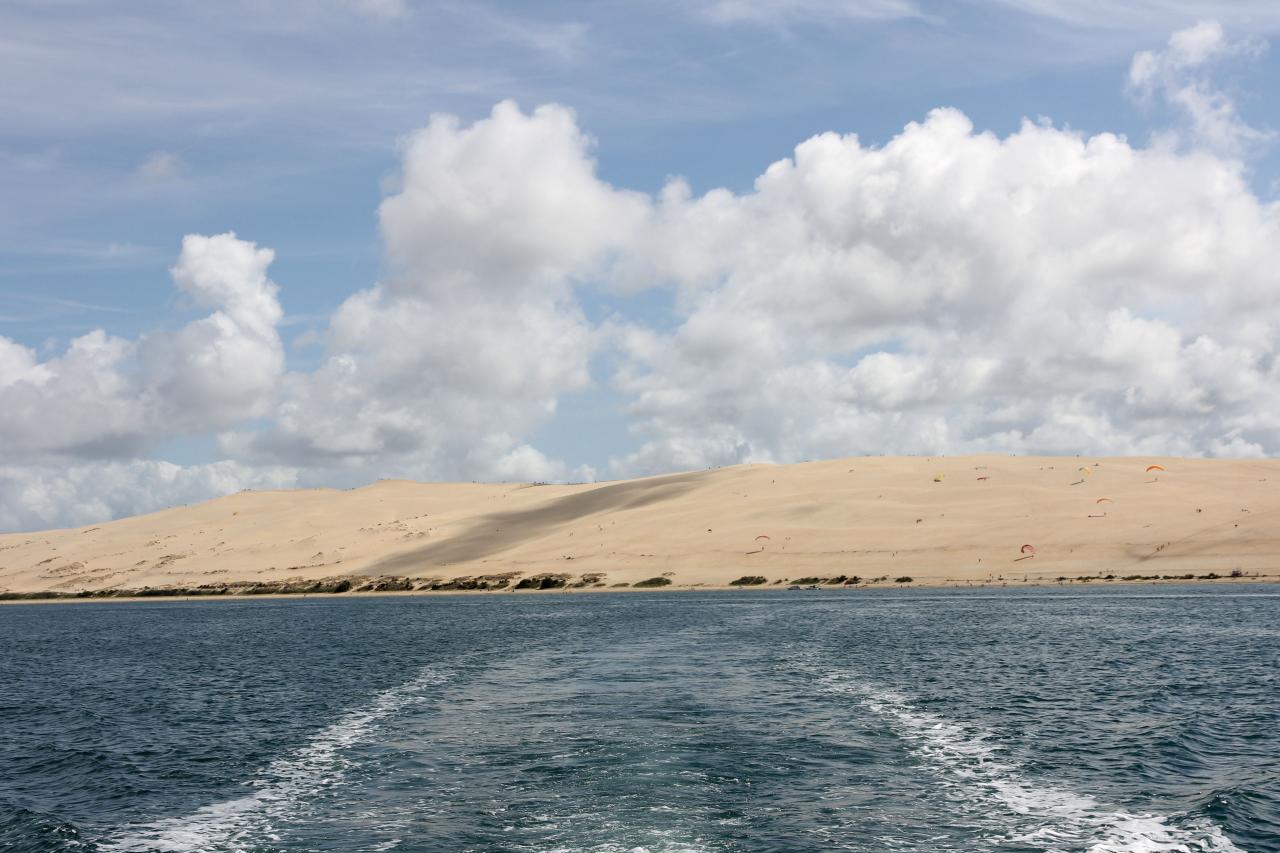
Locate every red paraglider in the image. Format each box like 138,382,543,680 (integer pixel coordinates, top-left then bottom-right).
1020,544,1037,555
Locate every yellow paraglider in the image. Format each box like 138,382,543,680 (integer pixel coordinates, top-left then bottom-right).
933,474,945,482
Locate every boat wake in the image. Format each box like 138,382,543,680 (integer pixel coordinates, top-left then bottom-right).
98,666,452,853
823,675,1245,853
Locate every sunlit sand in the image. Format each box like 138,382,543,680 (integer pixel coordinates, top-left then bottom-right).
2,456,1277,597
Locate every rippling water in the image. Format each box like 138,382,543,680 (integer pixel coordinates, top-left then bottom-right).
1,586,1276,852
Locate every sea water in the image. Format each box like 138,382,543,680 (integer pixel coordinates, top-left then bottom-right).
0,586,1276,852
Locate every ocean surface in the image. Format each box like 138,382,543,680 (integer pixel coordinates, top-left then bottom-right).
0,587,1276,853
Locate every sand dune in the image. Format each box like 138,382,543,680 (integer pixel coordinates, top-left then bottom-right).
2,456,1278,596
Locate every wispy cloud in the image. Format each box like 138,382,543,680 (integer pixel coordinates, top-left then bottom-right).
0,290,138,315
701,0,922,26
1128,20,1273,156
137,150,189,181
985,1,1280,33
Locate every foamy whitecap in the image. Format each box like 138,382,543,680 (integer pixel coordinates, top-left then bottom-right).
829,677,1245,853
100,666,451,853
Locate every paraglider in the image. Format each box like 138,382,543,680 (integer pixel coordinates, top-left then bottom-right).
933,474,945,482
976,476,989,481
1095,497,1113,504
754,535,771,541
1021,544,1036,555
1146,465,1166,473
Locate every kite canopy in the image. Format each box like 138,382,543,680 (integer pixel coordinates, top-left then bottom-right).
1021,544,1037,555
1096,497,1113,504
1146,465,1166,472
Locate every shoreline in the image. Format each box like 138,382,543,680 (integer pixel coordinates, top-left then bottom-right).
4,573,1276,605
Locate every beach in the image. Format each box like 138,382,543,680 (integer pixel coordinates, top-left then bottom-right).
1,455,1277,598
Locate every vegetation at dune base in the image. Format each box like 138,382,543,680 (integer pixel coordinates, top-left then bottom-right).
0,563,1257,603
513,573,571,590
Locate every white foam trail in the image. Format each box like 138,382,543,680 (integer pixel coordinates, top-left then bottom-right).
831,678,1245,853
100,667,451,853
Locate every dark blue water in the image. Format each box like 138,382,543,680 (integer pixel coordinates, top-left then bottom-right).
1,587,1276,852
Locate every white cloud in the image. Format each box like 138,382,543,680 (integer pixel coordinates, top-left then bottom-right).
0,460,296,534
222,102,642,484
0,232,284,460
8,92,1280,532
1127,20,1272,156
607,108,1280,473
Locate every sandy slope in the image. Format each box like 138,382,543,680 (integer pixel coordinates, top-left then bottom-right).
2,456,1278,594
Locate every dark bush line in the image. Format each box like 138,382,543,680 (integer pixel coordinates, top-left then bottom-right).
1056,571,1237,583
513,573,571,590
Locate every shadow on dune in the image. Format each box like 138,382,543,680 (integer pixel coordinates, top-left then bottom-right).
365,470,712,574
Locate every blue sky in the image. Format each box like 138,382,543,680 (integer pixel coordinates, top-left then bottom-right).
2,1,1280,530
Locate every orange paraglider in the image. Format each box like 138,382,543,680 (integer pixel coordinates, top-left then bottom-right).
1146,465,1166,473
976,476,989,481
1096,497,1113,504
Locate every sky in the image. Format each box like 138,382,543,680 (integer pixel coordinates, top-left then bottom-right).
2,0,1280,531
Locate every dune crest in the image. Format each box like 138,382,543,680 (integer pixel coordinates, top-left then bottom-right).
2,456,1278,596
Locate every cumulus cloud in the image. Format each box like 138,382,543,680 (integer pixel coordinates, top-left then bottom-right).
608,108,1280,473
0,232,283,461
8,79,1280,531
1127,20,1273,156
222,102,644,484
0,460,296,533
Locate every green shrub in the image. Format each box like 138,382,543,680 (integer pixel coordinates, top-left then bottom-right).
633,577,672,588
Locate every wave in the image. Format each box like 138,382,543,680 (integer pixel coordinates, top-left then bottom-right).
829,677,1245,853
99,666,452,853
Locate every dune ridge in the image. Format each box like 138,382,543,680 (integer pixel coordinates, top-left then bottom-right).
2,455,1278,597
